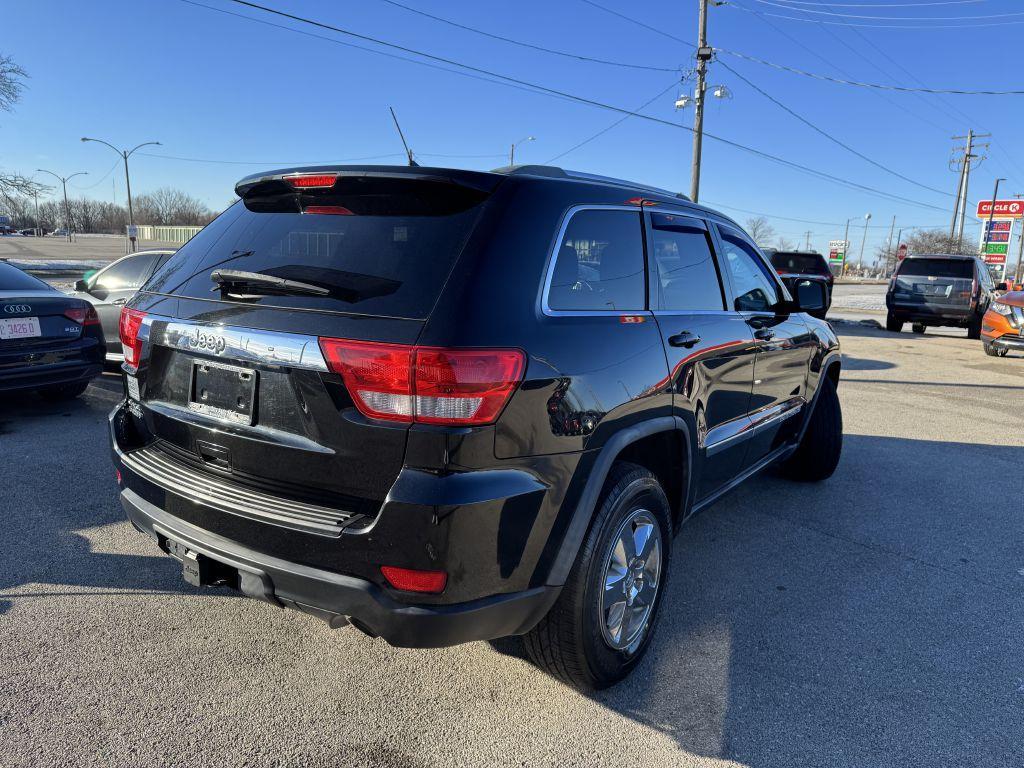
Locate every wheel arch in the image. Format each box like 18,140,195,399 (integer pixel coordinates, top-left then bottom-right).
545,416,692,586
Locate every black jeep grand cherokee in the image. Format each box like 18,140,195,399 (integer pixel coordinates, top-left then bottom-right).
110,165,841,689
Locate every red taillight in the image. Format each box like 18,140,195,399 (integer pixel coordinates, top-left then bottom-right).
64,305,100,326
303,205,353,215
380,565,447,594
118,307,146,367
284,173,337,189
318,339,525,426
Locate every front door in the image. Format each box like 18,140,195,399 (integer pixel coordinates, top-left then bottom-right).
645,211,758,503
714,225,814,466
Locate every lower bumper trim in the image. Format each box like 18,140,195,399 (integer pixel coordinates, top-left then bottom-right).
119,487,560,648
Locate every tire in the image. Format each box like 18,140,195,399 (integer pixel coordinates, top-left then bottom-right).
37,381,89,400
885,313,903,333
523,462,672,691
782,376,842,482
983,339,999,357
967,316,982,340
912,323,926,335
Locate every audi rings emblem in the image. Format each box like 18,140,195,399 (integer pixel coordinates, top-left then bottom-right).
4,304,32,314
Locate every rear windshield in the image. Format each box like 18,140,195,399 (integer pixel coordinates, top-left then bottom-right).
897,258,973,279
769,252,828,274
0,262,50,291
145,177,489,319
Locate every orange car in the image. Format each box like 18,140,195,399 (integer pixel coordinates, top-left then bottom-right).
981,289,1024,357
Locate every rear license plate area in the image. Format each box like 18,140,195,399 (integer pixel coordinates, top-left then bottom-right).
188,359,257,425
161,536,239,588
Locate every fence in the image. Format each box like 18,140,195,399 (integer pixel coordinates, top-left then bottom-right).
133,224,204,244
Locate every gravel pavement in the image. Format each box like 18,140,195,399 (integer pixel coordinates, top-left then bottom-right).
1,327,1022,768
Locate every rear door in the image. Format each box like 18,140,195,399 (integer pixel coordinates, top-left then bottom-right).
645,211,757,502
128,173,495,510
713,225,813,466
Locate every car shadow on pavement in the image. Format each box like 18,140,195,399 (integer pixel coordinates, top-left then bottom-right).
586,434,1024,768
0,383,215,616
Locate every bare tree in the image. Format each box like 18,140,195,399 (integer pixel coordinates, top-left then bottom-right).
134,187,214,226
900,228,974,256
745,216,777,248
0,54,49,209
774,236,797,251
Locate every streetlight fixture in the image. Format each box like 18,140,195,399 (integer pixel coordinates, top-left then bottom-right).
509,135,535,166
35,169,88,243
858,213,872,274
81,136,161,251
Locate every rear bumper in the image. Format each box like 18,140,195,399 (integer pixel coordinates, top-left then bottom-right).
0,359,102,392
120,486,559,647
886,300,974,325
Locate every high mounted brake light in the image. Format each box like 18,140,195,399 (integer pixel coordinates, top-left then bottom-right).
303,205,354,216
119,307,147,367
318,338,525,426
283,174,338,189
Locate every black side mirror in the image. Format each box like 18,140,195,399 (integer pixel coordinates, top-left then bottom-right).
73,279,89,292
995,282,1008,292
791,279,826,313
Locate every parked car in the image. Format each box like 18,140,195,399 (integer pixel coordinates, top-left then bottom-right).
19,228,37,237
0,261,104,399
49,228,68,237
70,250,175,363
109,165,842,689
765,249,834,319
885,254,996,337
980,288,1024,357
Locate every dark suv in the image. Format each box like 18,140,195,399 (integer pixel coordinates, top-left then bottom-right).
109,165,842,689
885,253,996,337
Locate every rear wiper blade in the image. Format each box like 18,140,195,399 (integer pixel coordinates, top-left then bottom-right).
210,268,330,297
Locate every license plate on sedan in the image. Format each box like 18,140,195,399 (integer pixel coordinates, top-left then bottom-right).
188,359,257,425
0,316,41,340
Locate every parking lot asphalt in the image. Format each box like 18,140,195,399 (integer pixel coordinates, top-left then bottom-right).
1,325,1022,768
0,235,169,264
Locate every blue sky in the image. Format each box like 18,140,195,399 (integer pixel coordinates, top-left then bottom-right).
4,0,1024,260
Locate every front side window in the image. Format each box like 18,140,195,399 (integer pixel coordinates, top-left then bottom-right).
547,209,645,312
718,228,780,312
649,213,724,311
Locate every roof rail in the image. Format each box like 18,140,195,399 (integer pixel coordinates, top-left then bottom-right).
494,164,690,201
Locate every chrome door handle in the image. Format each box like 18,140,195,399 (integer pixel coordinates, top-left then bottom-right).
112,298,128,305
668,331,701,349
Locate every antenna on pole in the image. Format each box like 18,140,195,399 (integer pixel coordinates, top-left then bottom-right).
389,107,418,167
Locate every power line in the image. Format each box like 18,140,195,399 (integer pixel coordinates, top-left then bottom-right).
717,58,953,199
377,0,679,73
180,0,951,211
769,0,986,6
751,0,1024,21
731,3,1024,28
578,0,695,47
69,159,120,190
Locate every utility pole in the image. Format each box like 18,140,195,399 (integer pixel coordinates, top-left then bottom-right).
690,0,713,203
841,217,851,275
804,231,812,250
35,169,87,243
884,215,896,274
951,131,990,249
949,130,970,239
510,135,535,167
1014,193,1024,285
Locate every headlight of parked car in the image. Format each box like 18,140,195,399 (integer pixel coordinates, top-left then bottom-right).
990,301,1012,316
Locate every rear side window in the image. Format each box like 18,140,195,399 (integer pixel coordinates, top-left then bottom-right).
92,253,162,292
547,209,645,311
0,262,50,291
897,258,973,279
770,252,829,275
649,213,724,311
146,178,489,319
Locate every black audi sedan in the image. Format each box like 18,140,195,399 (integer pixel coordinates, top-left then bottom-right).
0,261,105,399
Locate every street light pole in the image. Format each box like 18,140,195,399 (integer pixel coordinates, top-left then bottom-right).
981,177,1004,261
81,136,161,252
859,213,872,274
510,136,535,166
36,169,88,243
